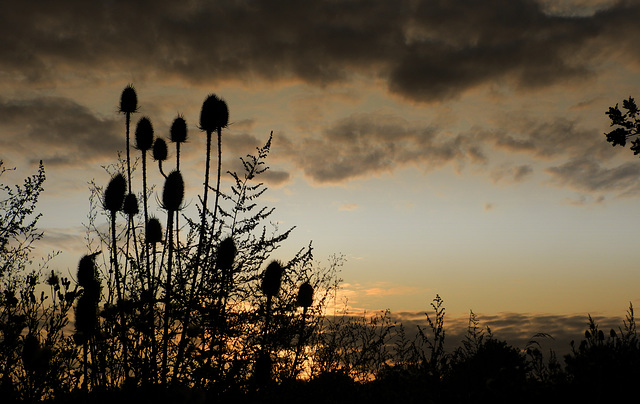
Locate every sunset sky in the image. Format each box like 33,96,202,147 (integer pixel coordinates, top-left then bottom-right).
3,0,640,340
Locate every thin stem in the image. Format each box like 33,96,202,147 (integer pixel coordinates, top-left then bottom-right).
111,211,129,380
142,153,151,290
161,209,175,385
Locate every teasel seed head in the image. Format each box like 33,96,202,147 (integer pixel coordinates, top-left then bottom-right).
46,271,60,287
170,115,188,144
103,173,126,213
135,117,154,151
119,84,138,114
123,193,139,217
296,281,314,308
216,236,237,271
162,170,184,212
199,94,228,132
77,254,98,289
153,138,168,162
261,260,284,298
145,217,163,244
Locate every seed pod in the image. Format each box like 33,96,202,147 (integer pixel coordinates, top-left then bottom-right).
46,271,59,287
77,255,98,289
135,117,154,151
216,237,236,271
123,193,139,217
296,281,314,308
103,173,126,213
145,217,163,244
261,260,283,298
170,115,188,144
119,84,138,114
162,171,184,212
199,94,229,132
153,138,168,161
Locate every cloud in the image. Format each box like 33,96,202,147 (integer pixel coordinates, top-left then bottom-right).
545,157,640,196
487,117,610,160
280,112,483,183
0,96,121,167
490,164,534,184
2,0,639,102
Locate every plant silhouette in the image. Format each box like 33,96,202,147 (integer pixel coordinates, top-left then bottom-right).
1,94,640,402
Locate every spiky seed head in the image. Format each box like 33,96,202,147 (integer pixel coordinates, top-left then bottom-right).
153,138,168,161
103,173,126,213
145,217,163,244
46,271,59,287
77,255,97,288
216,237,237,271
170,115,188,144
119,84,138,114
162,170,184,212
261,260,284,298
135,117,154,151
123,193,139,217
199,94,228,132
296,281,314,308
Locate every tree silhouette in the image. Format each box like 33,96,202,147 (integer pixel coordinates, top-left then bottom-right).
604,97,640,154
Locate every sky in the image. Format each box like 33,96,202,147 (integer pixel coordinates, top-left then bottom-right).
3,0,640,344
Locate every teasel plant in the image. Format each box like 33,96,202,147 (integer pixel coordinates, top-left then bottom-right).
193,94,228,285
102,172,130,379
173,95,227,378
159,170,184,384
258,260,284,384
74,253,101,392
119,85,138,195
144,216,163,381
134,116,154,291
291,281,314,379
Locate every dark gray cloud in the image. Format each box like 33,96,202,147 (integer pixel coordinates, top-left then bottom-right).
3,0,639,102
546,156,640,195
0,96,121,167
487,117,611,160
280,112,483,183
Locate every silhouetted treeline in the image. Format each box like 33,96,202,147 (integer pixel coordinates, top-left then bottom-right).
0,89,639,403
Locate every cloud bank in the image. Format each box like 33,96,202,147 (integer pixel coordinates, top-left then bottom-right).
3,0,639,101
